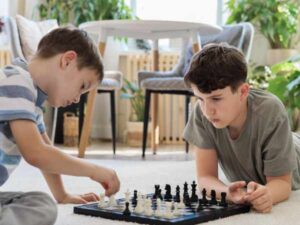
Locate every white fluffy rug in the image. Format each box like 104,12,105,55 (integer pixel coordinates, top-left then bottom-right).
2,154,300,225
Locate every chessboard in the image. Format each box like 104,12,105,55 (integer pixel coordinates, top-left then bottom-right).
74,181,250,225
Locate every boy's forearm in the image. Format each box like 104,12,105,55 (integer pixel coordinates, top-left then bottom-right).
42,171,67,202
198,176,228,199
266,179,291,205
30,144,97,178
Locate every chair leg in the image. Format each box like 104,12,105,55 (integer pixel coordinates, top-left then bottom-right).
110,90,116,155
185,96,191,153
51,107,58,144
142,90,151,158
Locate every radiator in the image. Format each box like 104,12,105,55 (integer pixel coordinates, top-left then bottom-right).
119,52,186,145
0,49,11,68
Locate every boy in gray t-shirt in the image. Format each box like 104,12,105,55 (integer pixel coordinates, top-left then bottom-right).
183,43,300,213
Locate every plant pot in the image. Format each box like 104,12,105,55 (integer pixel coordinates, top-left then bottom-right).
267,49,298,65
126,121,152,147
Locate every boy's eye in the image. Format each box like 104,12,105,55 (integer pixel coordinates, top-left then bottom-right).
212,98,221,101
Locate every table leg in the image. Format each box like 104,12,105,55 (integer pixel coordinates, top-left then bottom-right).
78,41,106,158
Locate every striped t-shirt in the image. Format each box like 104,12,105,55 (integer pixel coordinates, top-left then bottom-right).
0,58,47,186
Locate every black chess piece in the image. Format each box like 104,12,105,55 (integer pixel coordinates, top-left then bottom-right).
197,199,204,212
190,181,198,203
157,189,163,200
132,190,137,206
184,194,191,207
164,184,172,201
183,182,188,198
209,190,218,205
219,192,228,207
174,185,180,202
201,188,208,205
123,202,131,216
153,185,160,199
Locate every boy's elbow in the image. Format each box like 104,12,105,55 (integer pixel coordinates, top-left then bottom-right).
22,146,47,168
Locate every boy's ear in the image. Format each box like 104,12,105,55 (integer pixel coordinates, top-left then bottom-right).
240,83,249,100
60,51,77,69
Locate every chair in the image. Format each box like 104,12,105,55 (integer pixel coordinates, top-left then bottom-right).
138,22,255,157
3,16,122,157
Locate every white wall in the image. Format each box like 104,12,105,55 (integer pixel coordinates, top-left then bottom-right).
0,0,9,16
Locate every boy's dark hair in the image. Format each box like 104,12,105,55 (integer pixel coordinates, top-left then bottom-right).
184,43,247,93
36,27,104,81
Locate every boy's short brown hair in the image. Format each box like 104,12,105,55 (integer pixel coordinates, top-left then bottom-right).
36,27,104,81
184,43,247,93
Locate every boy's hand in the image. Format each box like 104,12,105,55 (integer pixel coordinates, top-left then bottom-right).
243,181,273,213
227,181,248,204
90,166,120,196
58,192,100,204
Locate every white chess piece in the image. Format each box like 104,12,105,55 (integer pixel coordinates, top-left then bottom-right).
154,198,162,217
124,189,131,203
144,198,153,216
98,193,107,208
164,201,173,219
178,194,185,209
108,195,118,207
134,194,144,214
173,202,180,216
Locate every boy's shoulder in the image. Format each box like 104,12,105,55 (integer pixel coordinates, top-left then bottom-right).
249,88,286,119
0,60,37,98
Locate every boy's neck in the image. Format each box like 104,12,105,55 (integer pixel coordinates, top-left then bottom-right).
28,57,54,95
227,99,248,140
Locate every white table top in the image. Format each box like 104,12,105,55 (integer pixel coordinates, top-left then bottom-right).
79,20,222,40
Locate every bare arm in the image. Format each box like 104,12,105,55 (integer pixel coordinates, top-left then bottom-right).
195,147,248,203
244,174,292,213
195,147,227,197
40,132,68,202
10,119,120,196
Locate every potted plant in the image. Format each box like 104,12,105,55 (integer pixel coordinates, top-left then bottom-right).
248,55,300,131
121,78,151,147
36,0,133,26
226,0,300,65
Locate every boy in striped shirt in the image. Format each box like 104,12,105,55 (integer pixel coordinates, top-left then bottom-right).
0,27,120,225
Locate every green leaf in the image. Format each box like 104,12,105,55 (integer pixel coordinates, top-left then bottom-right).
267,76,289,102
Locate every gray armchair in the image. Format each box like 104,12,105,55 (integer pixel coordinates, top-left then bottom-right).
138,22,255,157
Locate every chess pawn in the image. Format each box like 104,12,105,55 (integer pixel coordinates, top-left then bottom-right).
164,201,173,219
154,198,162,217
144,198,153,216
178,194,185,209
123,202,131,216
124,189,131,203
98,193,107,208
219,192,228,207
173,202,181,217
108,195,118,207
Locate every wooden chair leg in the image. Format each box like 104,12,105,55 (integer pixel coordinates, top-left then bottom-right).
110,90,116,155
78,88,97,158
142,90,151,158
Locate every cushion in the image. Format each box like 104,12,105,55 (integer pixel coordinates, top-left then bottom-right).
15,15,58,60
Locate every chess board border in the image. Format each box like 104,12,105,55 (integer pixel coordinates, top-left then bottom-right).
73,195,250,225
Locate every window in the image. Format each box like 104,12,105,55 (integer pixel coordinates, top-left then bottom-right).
134,0,219,24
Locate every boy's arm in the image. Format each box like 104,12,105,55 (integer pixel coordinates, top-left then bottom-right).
9,119,120,196
244,174,291,213
195,147,248,203
40,132,99,203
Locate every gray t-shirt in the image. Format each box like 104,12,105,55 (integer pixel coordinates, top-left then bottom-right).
183,88,300,190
